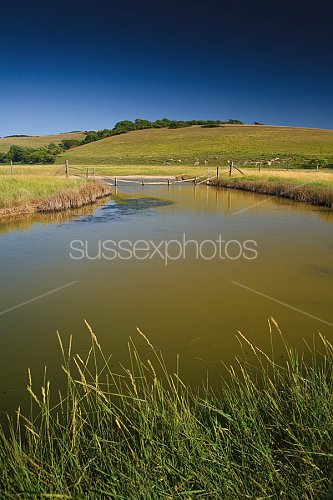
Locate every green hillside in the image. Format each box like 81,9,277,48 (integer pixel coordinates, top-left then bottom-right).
57,125,333,166
0,132,86,153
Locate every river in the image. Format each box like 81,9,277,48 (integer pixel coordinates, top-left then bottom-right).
0,182,332,417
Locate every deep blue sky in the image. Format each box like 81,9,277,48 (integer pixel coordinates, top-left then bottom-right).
1,0,332,135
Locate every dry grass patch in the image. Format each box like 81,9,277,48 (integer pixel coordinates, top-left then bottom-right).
0,176,111,216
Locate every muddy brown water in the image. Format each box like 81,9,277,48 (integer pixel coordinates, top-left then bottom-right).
0,182,332,417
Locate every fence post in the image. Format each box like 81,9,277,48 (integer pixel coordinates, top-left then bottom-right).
10,161,13,175
115,176,117,186
216,166,219,180
65,160,69,177
86,168,89,178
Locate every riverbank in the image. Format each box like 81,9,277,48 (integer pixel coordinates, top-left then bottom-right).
0,177,111,218
0,325,332,498
1,169,332,212
211,171,333,208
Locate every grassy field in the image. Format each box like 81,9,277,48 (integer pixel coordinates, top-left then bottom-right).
56,125,333,166
0,323,332,498
0,164,211,177
2,164,333,179
0,131,85,153
0,177,110,215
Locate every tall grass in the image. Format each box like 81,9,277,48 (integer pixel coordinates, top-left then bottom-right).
0,320,332,498
38,180,111,212
0,177,111,215
212,172,333,208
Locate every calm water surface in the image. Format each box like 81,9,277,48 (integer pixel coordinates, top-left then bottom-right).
0,183,332,415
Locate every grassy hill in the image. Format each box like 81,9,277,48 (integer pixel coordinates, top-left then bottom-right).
0,132,86,153
56,125,333,166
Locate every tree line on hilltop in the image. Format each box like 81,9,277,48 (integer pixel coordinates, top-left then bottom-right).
0,118,244,164
78,118,244,148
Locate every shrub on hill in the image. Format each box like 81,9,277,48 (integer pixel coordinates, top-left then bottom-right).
3,134,32,138
3,143,62,164
61,139,83,150
303,158,328,169
201,123,221,128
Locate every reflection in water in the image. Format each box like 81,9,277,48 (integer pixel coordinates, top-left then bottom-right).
0,183,332,419
0,196,112,235
0,192,174,233
0,184,332,236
